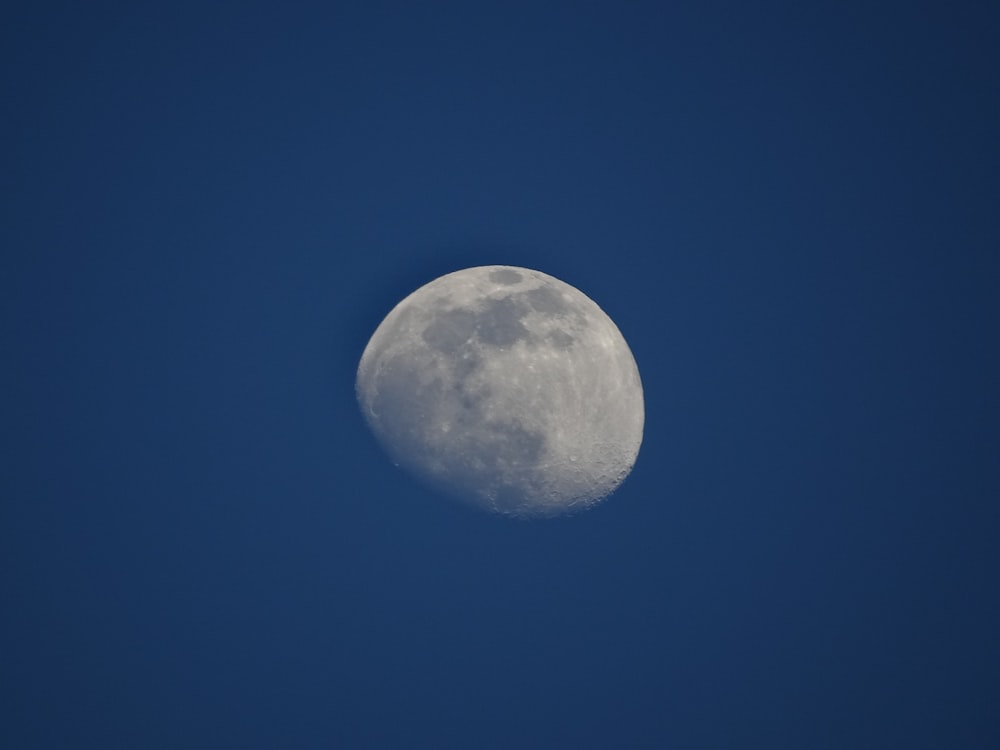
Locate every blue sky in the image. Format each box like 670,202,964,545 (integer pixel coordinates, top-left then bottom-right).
3,2,999,747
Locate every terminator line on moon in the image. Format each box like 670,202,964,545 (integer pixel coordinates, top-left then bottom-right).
356,265,644,518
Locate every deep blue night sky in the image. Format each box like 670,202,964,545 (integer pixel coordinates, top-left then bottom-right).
3,2,999,747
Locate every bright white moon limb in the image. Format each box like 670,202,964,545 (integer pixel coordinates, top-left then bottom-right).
356,265,644,518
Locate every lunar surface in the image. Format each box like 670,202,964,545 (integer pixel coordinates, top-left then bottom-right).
356,265,644,518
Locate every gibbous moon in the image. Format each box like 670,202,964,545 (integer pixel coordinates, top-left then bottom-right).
356,266,643,518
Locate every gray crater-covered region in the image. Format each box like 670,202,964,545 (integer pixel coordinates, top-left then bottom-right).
356,265,644,518
421,285,572,353
414,291,558,512
423,296,531,351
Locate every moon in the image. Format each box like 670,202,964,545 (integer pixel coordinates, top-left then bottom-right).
356,265,644,518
